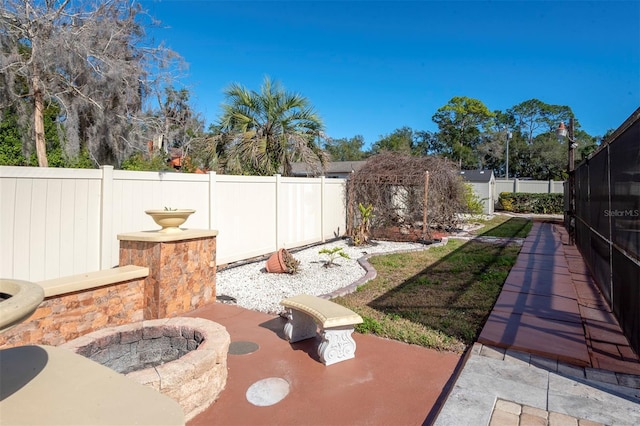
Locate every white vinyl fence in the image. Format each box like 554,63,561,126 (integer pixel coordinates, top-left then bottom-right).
491,179,565,211
495,179,564,194
0,166,346,281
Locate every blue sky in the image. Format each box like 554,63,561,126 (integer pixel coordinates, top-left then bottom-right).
141,1,640,148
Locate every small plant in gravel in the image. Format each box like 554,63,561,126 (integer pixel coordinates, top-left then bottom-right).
282,249,301,274
319,246,350,268
352,202,373,246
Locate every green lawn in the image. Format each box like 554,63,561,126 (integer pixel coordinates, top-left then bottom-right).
333,215,531,353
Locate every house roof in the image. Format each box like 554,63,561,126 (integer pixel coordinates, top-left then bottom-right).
291,161,367,176
459,169,494,183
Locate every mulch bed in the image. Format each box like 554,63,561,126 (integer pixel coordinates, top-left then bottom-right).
370,226,448,243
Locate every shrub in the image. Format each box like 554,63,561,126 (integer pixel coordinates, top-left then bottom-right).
121,152,172,171
463,183,485,215
498,192,563,214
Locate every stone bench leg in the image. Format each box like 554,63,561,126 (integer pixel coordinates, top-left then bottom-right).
318,326,357,366
283,309,318,343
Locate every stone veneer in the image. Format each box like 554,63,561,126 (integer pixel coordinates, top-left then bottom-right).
61,317,230,422
118,230,218,319
0,229,218,350
0,278,145,348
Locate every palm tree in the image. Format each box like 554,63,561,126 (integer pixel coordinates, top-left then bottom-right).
218,76,328,176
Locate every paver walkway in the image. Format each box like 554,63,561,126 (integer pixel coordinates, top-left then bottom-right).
478,221,640,375
437,220,640,426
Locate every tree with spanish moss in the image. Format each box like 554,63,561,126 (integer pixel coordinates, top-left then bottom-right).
0,0,180,167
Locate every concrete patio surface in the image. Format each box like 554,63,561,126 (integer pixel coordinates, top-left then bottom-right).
185,219,639,426
185,303,462,425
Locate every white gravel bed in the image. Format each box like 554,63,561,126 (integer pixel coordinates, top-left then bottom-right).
215,239,431,314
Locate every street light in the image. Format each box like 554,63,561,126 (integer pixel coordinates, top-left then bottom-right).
556,118,577,245
504,127,512,179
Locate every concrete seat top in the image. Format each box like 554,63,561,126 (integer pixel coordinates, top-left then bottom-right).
281,294,363,328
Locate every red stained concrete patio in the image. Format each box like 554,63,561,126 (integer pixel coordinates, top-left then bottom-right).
185,303,462,426
184,219,639,425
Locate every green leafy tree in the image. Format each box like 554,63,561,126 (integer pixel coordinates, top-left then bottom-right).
410,130,443,157
484,101,599,179
507,99,573,144
576,130,603,159
501,135,530,178
432,97,495,168
0,107,30,166
370,127,414,155
185,123,236,173
369,127,441,158
524,133,568,180
218,76,328,176
121,152,173,171
323,135,367,161
0,101,93,167
475,110,517,176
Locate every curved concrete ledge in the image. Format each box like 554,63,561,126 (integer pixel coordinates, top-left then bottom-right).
0,345,184,425
0,279,45,331
61,317,230,422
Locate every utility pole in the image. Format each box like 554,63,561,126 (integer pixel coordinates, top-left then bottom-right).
557,118,576,245
505,127,512,179
568,117,576,245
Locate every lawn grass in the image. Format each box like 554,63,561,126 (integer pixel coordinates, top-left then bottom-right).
333,215,531,353
472,215,533,238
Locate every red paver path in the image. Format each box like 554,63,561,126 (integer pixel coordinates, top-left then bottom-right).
186,303,462,426
479,221,640,375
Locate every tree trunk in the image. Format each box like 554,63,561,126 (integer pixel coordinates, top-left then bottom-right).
33,74,48,167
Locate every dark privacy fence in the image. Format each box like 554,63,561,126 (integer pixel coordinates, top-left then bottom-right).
573,108,640,355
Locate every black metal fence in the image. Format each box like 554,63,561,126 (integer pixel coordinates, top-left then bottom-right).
573,108,640,355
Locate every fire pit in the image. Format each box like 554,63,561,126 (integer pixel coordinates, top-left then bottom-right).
60,317,229,421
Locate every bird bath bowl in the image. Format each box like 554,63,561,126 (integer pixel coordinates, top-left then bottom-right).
145,209,195,233
0,279,44,332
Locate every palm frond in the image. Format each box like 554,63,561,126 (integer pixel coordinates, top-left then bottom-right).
219,76,326,176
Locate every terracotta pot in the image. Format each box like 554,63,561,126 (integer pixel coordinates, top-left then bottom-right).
265,249,287,273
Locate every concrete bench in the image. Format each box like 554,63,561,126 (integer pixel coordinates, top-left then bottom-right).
280,294,363,366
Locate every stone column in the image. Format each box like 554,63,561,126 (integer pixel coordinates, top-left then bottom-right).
118,230,218,320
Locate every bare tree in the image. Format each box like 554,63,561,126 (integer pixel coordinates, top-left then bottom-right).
0,0,180,166
155,87,205,154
